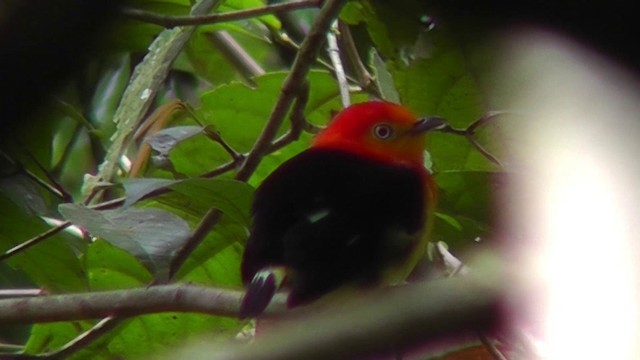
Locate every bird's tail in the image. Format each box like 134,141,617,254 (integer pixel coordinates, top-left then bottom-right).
240,266,287,319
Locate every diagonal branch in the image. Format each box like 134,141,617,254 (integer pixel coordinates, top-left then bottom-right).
168,0,348,278
235,0,347,182
83,0,223,200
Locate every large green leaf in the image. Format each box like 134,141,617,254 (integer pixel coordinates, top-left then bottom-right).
171,70,350,177
85,239,153,290
390,28,499,173
23,322,100,358
122,178,180,207
106,311,243,360
59,204,191,280
139,178,252,283
0,192,86,293
340,0,430,61
79,240,241,359
168,178,254,226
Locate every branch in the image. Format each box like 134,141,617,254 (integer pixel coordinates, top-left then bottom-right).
0,284,256,325
0,197,125,263
83,0,223,199
168,0,348,277
190,277,501,360
122,0,322,28
37,317,123,360
235,0,347,182
0,277,501,360
269,81,310,151
326,21,350,107
337,20,376,94
205,31,265,85
420,111,511,166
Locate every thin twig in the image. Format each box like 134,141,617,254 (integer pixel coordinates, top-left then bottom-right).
326,20,350,107
466,133,503,166
0,289,45,298
478,332,510,360
435,243,508,360
0,151,67,201
205,31,265,85
423,112,511,166
269,81,310,151
1,5,223,359
0,197,126,263
168,208,223,279
84,0,223,200
122,0,322,28
39,317,123,359
0,222,72,262
236,0,347,182
337,20,376,94
20,149,72,202
467,110,513,134
200,160,242,178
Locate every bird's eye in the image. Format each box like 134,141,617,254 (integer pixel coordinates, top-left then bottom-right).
372,123,394,140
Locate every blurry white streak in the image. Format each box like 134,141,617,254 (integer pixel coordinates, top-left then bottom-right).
120,154,132,173
436,241,469,276
42,216,84,239
498,30,640,359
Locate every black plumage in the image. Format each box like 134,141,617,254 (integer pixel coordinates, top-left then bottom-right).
241,148,427,308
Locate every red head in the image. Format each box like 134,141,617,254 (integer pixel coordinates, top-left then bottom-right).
313,101,430,168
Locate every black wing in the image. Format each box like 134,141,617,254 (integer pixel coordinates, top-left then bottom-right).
241,148,426,306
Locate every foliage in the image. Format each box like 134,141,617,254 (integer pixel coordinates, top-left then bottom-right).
0,0,504,358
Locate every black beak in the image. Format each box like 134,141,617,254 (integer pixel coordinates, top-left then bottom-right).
409,116,448,135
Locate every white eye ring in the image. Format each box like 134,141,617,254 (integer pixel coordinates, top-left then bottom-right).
373,123,394,140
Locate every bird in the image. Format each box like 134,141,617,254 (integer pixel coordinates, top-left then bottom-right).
240,100,436,318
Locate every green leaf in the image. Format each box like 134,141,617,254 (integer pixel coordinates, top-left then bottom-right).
147,126,205,157
147,190,248,284
85,239,153,290
89,55,131,137
430,171,498,251
122,178,179,207
59,204,191,280
0,192,86,293
108,1,190,51
340,0,430,60
370,48,399,103
434,212,463,231
135,178,253,283
185,23,274,85
391,28,498,172
23,322,98,357
169,178,254,226
106,312,243,359
220,0,281,29
172,70,347,177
